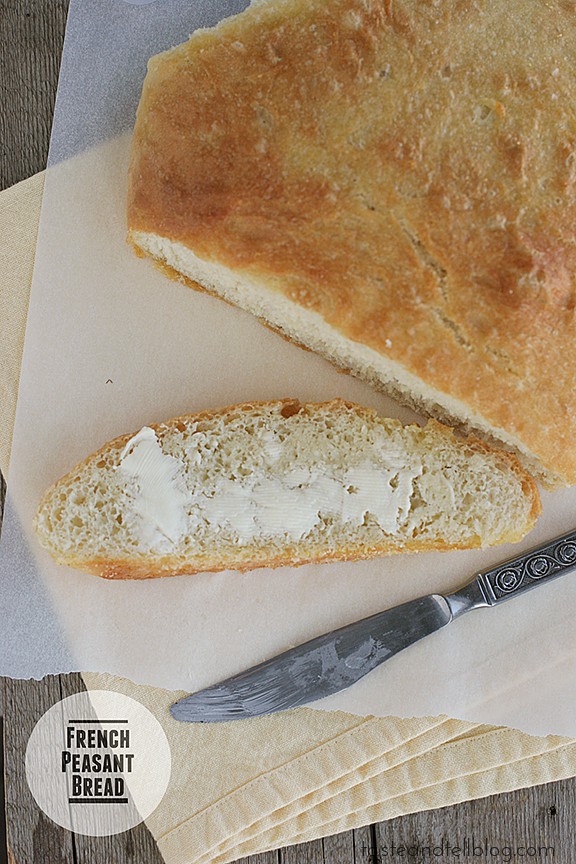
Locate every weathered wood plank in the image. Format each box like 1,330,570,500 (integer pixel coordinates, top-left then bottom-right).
322,829,356,862
2,677,75,864
242,853,281,864
373,780,574,863
58,673,165,864
0,0,69,190
353,825,376,864
1,718,7,864
279,839,324,863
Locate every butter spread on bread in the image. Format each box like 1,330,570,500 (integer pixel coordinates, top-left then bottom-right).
128,0,576,488
34,400,540,579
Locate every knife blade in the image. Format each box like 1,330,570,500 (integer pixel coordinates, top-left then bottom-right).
171,529,576,722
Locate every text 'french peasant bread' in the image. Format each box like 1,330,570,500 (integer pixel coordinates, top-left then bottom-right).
128,0,576,489
34,400,540,580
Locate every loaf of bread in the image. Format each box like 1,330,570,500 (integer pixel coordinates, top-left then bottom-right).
128,0,576,489
34,400,540,579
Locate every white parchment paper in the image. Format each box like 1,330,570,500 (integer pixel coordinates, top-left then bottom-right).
2,0,576,737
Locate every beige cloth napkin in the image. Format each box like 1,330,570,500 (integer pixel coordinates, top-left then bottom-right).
2,172,576,864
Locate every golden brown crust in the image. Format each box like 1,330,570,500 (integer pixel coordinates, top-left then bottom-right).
128,0,576,486
63,538,480,581
36,401,541,579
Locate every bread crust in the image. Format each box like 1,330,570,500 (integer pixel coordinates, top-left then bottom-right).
128,0,576,486
35,399,541,579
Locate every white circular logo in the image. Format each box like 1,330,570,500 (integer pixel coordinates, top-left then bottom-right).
25,690,171,836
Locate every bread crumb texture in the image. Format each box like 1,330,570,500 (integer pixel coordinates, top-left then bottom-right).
128,0,576,488
34,400,540,579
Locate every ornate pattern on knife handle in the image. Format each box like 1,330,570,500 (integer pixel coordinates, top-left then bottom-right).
478,530,576,603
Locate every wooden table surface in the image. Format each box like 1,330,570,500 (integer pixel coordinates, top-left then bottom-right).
1,2,575,862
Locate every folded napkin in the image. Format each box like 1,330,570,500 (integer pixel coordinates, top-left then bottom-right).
2,173,576,864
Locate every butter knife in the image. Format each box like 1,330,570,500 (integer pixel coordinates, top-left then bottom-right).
171,529,576,722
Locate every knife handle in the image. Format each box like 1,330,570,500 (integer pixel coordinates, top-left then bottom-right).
477,529,576,605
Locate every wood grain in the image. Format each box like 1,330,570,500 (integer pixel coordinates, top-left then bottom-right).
2,674,166,864
2,676,75,864
0,718,7,864
60,674,165,864
242,853,280,864
280,839,325,863
1,2,576,863
374,783,574,863
0,0,68,191
353,825,376,862
322,830,356,861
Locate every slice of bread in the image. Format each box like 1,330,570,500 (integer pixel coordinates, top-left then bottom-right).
127,0,576,489
34,400,540,580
